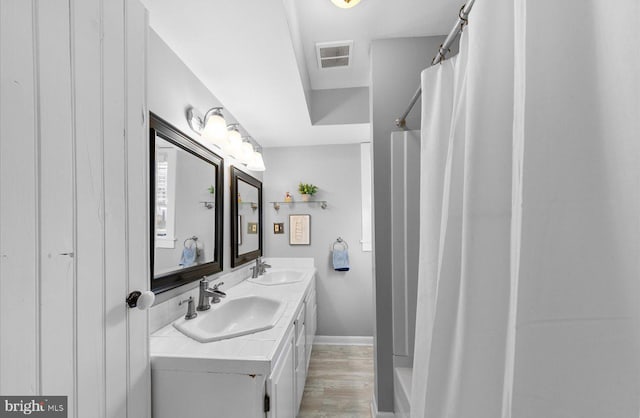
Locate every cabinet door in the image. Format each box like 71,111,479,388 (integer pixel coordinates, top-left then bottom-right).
304,289,317,370
267,326,295,418
295,324,306,412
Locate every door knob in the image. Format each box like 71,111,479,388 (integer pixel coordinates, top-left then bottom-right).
126,290,155,310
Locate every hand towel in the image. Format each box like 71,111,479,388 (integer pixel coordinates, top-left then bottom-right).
332,249,350,271
179,246,197,267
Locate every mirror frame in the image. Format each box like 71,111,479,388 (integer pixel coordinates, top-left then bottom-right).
230,166,263,267
149,112,224,294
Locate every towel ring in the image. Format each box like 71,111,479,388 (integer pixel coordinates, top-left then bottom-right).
332,237,348,251
184,236,201,258
184,236,198,248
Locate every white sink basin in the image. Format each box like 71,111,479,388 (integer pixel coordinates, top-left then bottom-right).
248,270,305,286
173,296,285,343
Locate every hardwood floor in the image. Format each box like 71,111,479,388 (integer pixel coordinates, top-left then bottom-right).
298,344,374,418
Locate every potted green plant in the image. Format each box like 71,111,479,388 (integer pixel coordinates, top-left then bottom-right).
298,182,318,202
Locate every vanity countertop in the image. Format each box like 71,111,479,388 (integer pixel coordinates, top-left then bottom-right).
150,259,315,376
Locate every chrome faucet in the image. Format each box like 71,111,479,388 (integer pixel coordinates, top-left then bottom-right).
197,278,226,311
179,296,197,320
250,258,272,279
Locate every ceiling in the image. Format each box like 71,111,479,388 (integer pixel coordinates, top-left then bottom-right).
141,0,458,147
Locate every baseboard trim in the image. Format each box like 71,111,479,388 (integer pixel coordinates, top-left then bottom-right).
370,396,395,418
314,335,373,346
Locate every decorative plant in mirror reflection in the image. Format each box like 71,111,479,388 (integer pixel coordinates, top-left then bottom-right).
208,185,215,195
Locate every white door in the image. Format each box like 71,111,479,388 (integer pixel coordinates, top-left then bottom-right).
267,326,296,418
0,1,150,417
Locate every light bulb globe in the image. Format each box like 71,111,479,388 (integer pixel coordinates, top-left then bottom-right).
330,0,362,8
202,112,228,147
240,142,255,164
247,151,266,172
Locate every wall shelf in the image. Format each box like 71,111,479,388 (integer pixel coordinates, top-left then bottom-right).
238,201,258,211
269,200,328,211
199,201,215,209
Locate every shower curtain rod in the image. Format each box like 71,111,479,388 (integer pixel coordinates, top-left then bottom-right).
394,0,476,128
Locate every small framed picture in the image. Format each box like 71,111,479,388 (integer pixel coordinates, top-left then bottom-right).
289,214,311,245
274,223,284,234
247,222,258,234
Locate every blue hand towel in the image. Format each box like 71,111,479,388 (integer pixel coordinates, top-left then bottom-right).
332,249,350,271
179,246,197,267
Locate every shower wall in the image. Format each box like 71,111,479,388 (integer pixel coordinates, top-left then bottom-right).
390,131,421,367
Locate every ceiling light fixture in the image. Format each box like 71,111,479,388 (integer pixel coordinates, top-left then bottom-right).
330,0,362,9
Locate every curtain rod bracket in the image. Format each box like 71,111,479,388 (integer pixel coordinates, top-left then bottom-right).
393,0,475,127
458,4,469,25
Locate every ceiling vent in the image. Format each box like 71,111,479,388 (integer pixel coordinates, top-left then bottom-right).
316,41,353,69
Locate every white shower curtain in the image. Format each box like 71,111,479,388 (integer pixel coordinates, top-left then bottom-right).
411,0,640,417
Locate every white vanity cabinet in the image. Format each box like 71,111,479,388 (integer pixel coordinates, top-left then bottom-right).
151,265,317,418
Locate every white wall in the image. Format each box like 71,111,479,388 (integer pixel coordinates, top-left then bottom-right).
262,144,373,337
0,1,149,416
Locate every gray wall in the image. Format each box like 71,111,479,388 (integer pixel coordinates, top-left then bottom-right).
148,29,262,305
310,87,369,125
370,36,449,413
263,144,374,337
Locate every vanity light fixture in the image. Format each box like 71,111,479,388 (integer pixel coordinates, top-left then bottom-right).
225,124,243,158
202,108,228,149
247,151,266,172
243,137,266,172
240,141,255,165
227,123,242,143
187,107,228,149
330,0,362,9
187,107,266,171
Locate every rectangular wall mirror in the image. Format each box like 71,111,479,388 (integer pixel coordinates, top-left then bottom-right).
150,113,224,294
230,166,262,267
